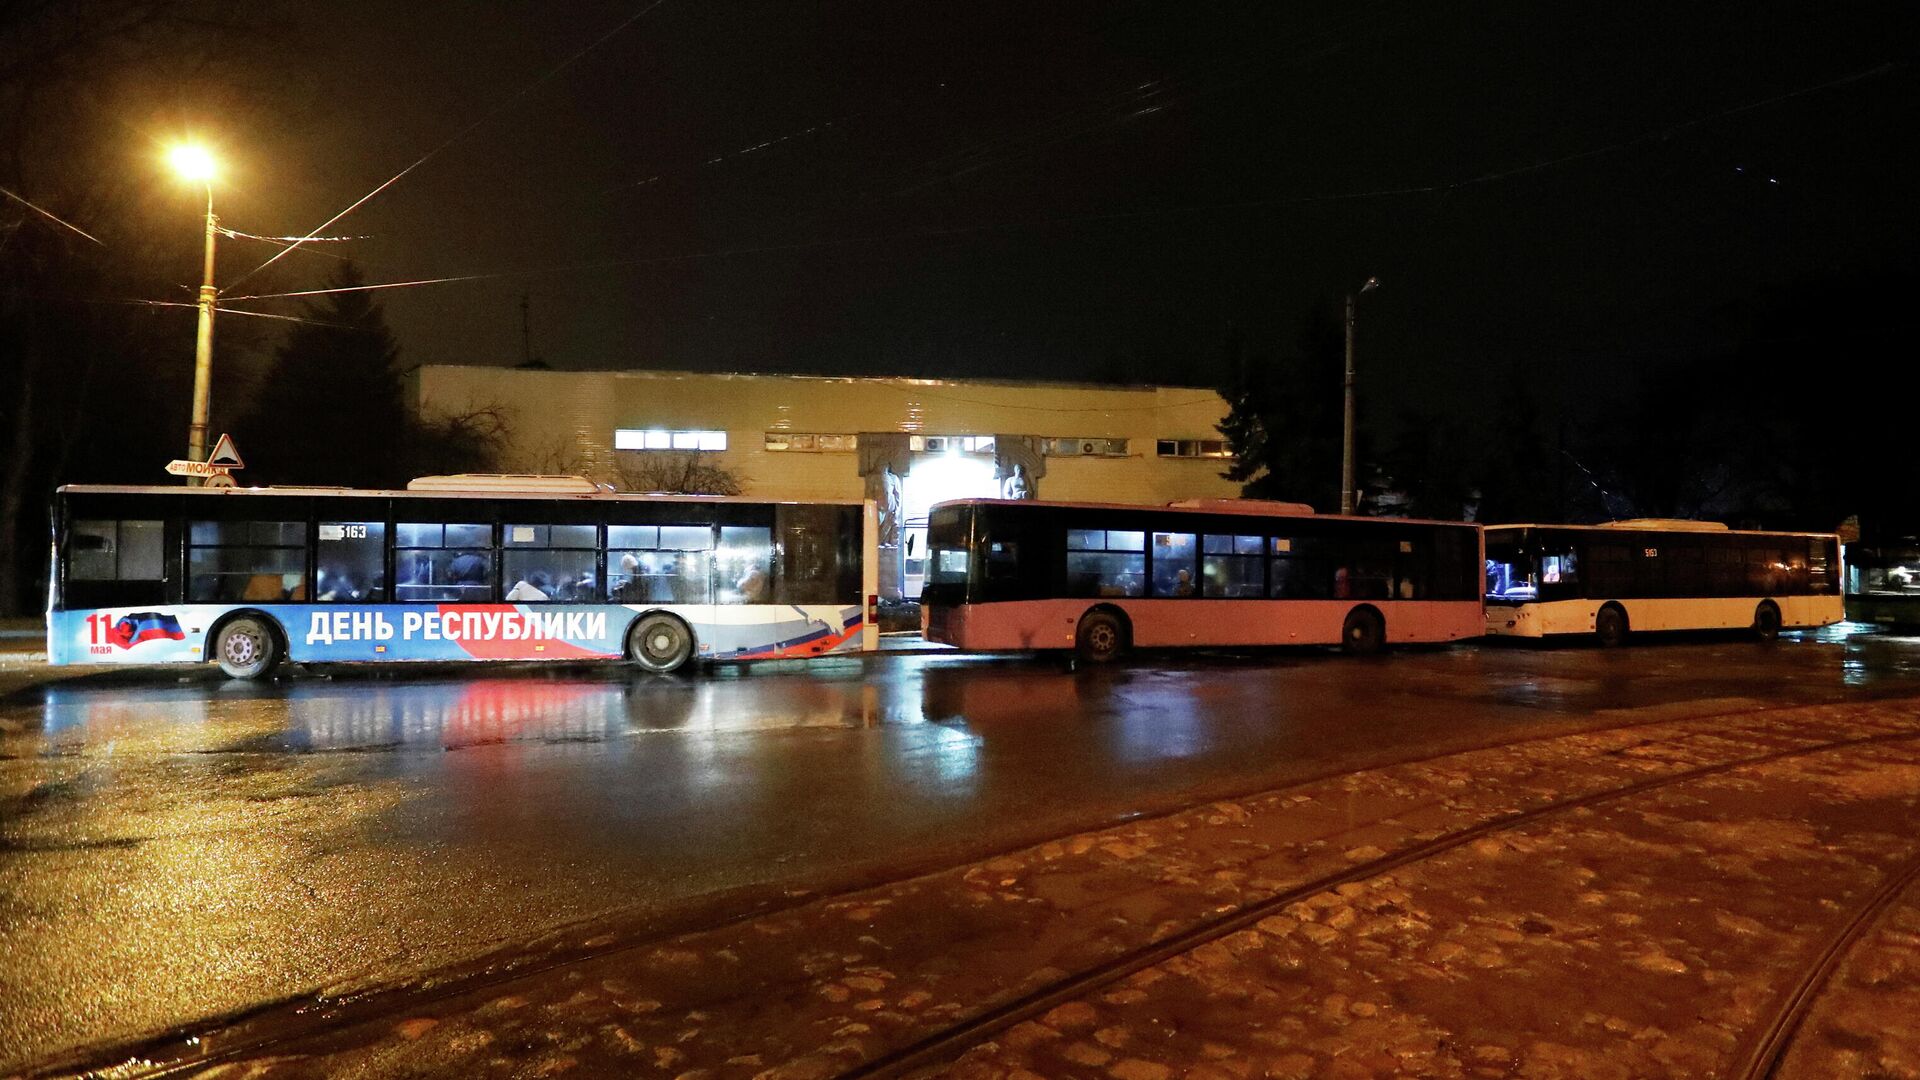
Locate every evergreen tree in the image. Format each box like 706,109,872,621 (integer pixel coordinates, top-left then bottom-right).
1472,367,1565,523
1381,407,1478,520
1216,302,1350,511
241,263,409,487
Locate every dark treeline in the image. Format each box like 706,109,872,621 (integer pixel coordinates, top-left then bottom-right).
3,3,275,614
0,3,495,614
1219,257,1920,541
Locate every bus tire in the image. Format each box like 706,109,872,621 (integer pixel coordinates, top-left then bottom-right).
1340,606,1385,656
1754,601,1782,642
628,613,694,674
1075,609,1127,664
214,615,281,680
1595,604,1629,647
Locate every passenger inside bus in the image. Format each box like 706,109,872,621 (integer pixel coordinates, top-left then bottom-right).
506,573,551,602
1485,557,1536,599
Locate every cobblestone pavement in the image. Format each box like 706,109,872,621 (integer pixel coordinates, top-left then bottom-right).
1776,881,1920,1078
80,697,1920,1079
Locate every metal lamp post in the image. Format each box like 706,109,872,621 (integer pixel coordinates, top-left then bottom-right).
1340,275,1380,516
169,144,219,481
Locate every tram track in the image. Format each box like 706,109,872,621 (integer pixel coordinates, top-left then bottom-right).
1730,850,1920,1080
59,700,1920,1079
841,722,1920,1079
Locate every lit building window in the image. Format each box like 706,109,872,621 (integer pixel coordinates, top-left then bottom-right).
1157,439,1232,459
908,435,996,453
615,429,726,451
1042,438,1129,457
764,433,858,452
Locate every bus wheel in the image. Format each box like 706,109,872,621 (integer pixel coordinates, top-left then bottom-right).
1075,610,1126,664
1341,607,1384,656
1595,604,1629,647
629,613,694,674
1754,601,1782,642
215,616,280,680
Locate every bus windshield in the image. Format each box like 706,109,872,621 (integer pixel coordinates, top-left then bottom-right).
926,506,971,589
1485,531,1535,602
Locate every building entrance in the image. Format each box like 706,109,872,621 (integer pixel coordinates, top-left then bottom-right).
900,450,1001,598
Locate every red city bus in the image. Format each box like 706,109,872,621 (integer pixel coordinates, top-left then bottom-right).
920,498,1484,661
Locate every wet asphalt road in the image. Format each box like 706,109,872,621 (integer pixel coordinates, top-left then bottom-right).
4,628,1920,1071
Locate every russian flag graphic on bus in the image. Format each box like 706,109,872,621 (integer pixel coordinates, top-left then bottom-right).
109,611,186,650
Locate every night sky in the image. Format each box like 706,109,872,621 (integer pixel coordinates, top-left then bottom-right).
190,0,1913,420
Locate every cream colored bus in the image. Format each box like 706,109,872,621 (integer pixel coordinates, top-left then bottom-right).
1483,520,1843,645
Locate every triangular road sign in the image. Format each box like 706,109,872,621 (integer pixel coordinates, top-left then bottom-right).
207,433,245,468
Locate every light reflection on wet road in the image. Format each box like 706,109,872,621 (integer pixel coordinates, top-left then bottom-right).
4,628,1920,1070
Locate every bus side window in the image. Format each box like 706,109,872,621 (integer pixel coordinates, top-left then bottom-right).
1667,545,1704,596
188,520,307,603
1066,529,1145,597
70,520,163,581
1538,548,1579,600
1201,535,1263,598
609,524,713,605
1745,542,1782,595
1348,541,1394,600
1808,538,1835,594
396,523,493,603
64,519,167,608
716,526,772,604
1705,544,1741,596
1586,544,1630,597
1150,532,1196,597
985,539,1019,581
504,523,598,603
317,522,387,602
1271,537,1333,599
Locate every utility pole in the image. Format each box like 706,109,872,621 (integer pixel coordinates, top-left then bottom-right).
185,179,218,485
1340,276,1379,515
520,294,532,366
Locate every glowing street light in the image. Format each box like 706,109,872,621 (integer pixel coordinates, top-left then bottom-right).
169,143,220,480
167,143,217,184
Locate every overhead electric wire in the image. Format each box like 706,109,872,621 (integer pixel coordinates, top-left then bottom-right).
215,305,385,331
219,228,368,242
599,117,847,195
1,185,104,244
224,273,500,302
84,296,380,334
215,60,1898,307
221,0,673,294
217,227,396,272
1447,60,1896,190
884,0,1429,198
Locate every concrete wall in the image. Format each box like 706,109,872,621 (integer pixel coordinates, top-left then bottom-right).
412,367,1242,505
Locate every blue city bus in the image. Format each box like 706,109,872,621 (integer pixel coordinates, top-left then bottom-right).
47,481,878,678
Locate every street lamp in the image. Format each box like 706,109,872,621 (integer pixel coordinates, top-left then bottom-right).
168,143,219,480
1340,275,1380,516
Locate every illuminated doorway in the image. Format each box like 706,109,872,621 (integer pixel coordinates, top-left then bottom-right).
900,447,1001,598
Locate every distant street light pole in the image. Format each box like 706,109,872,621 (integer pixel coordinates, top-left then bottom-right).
169,144,219,482
1340,275,1380,516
